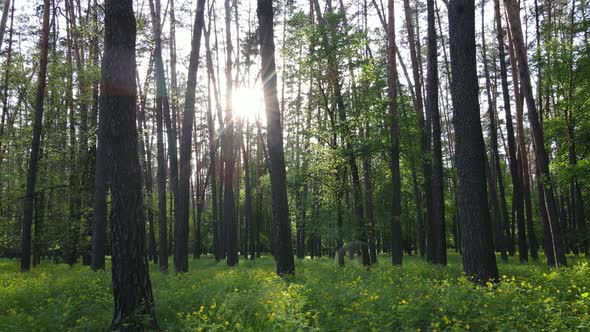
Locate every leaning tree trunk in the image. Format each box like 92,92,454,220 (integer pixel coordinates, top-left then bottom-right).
21,0,50,272
493,0,526,262
176,0,206,273
503,0,566,267
258,0,295,276
102,1,158,329
482,4,509,261
448,0,498,283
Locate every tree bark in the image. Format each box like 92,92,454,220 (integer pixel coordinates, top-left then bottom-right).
176,0,206,273
258,0,295,275
493,0,526,261
224,0,238,267
242,122,253,260
387,0,403,266
102,0,158,329
482,3,509,261
21,0,50,272
427,0,446,265
0,0,11,53
403,0,432,264
149,0,179,265
448,0,498,283
504,0,567,267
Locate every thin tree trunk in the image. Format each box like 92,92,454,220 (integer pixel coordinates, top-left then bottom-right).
387,0,403,266
0,0,11,53
242,121,252,260
427,0,446,265
503,0,566,267
493,0,527,262
149,0,179,262
21,0,50,272
482,3,509,261
0,0,14,167
403,0,432,264
176,0,205,273
224,0,238,267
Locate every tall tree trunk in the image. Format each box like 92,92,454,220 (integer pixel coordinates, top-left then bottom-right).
176,0,206,273
102,1,158,329
0,0,13,165
503,0,566,267
387,0,403,266
147,0,168,273
149,0,179,262
21,0,50,272
138,58,157,264
203,13,222,261
65,0,80,267
482,3,509,261
258,0,295,275
403,0,432,264
242,122,252,260
362,134,377,264
224,0,238,267
493,0,526,262
427,0,446,265
448,0,498,283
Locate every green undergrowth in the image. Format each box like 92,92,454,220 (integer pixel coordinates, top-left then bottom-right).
1,253,589,331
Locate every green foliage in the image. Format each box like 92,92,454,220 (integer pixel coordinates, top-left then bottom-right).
2,254,590,331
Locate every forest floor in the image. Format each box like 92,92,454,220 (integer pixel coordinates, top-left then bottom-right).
1,252,589,331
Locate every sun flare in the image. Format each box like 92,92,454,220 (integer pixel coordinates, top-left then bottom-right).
233,86,263,121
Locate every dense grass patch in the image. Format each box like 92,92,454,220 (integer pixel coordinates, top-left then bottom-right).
1,253,589,331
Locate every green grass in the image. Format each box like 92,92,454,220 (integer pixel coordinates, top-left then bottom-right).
1,253,589,331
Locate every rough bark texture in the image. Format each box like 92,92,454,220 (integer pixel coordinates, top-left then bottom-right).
448,0,498,283
258,0,295,276
21,0,50,272
176,0,206,273
101,1,158,329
